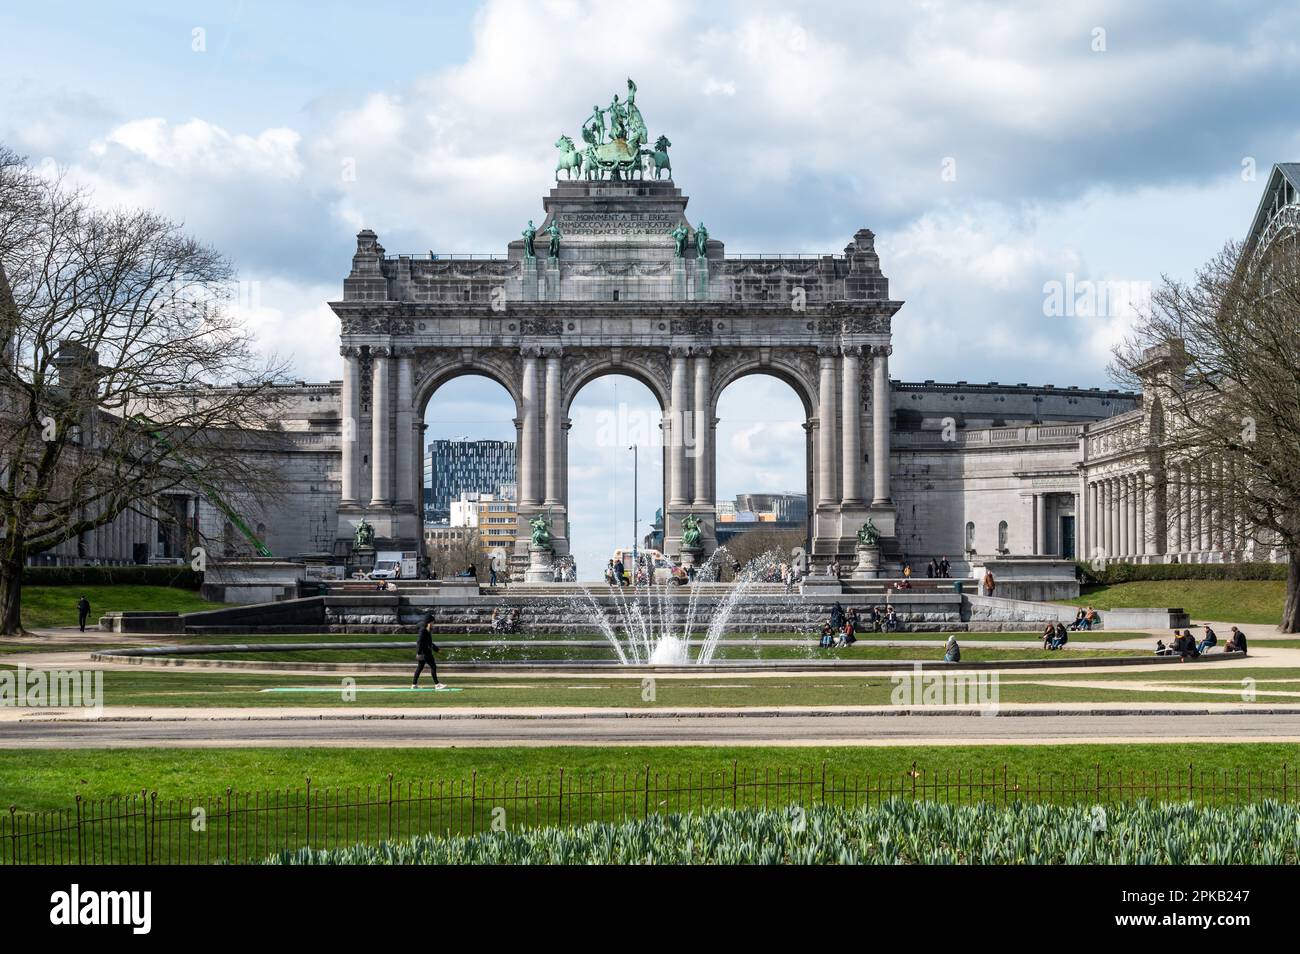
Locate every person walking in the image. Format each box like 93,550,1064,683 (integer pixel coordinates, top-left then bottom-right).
76,595,91,633
412,614,444,689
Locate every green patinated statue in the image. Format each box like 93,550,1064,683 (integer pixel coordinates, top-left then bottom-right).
529,514,552,550
545,221,561,259
695,222,709,258
680,513,702,549
354,518,375,550
856,518,880,548
671,223,689,258
583,104,605,146
576,78,656,180
522,220,537,259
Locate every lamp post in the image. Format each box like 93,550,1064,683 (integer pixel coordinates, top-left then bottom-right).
629,444,638,580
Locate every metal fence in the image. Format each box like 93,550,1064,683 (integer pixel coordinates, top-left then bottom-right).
4,763,1295,865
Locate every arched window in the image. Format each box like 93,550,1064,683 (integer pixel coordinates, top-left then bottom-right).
997,520,1008,552
965,521,976,552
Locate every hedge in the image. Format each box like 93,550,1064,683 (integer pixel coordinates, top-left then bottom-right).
1077,560,1288,585
20,565,203,590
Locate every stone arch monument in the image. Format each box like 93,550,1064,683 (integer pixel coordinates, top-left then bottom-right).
330,82,903,573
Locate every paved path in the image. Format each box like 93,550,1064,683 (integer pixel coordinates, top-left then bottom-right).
3,705,1300,748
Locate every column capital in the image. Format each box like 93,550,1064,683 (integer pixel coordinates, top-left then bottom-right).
370,345,392,359
871,344,893,358
669,345,691,359
340,345,362,358
817,345,840,358
691,346,713,358
841,344,864,357
540,345,563,358
520,345,544,359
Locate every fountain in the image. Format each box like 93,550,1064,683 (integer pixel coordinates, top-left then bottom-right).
570,547,788,665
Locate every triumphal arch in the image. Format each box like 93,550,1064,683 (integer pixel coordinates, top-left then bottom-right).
331,80,902,571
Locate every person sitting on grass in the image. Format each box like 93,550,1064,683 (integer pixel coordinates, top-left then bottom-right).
1197,624,1218,656
869,604,883,632
1226,627,1248,655
1068,608,1087,631
1041,623,1056,649
841,616,857,647
1050,622,1069,650
1079,607,1098,630
1154,639,1175,656
943,634,961,663
819,621,836,649
884,606,900,632
845,606,860,633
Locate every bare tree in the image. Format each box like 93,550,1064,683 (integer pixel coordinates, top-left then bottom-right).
0,148,288,634
425,529,494,580
1112,236,1300,631
718,528,805,578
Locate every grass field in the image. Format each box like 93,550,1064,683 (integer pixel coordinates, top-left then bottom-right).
1064,580,1285,626
3,742,1295,809
18,584,217,630
0,661,1285,710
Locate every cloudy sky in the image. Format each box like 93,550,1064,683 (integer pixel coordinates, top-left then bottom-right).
5,0,1299,576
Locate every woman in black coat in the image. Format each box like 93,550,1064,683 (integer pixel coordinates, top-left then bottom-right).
412,614,444,689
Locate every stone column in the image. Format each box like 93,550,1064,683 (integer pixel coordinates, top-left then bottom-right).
692,348,712,508
871,345,892,505
1136,472,1147,557
1106,478,1117,557
1119,476,1132,557
1191,463,1203,552
340,348,360,505
370,347,391,506
669,347,690,506
840,346,863,504
1211,459,1225,552
1088,481,1098,556
1181,467,1193,552
544,349,563,506
817,347,838,507
520,348,540,506
1033,493,1047,555
394,350,413,508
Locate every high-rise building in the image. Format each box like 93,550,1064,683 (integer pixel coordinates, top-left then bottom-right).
423,439,517,523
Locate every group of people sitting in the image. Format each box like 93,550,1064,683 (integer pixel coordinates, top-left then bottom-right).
488,607,522,634
1068,607,1100,630
819,602,859,648
819,602,906,648
1040,621,1070,650
1155,625,1247,659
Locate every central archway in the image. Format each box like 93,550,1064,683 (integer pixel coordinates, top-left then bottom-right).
565,373,665,582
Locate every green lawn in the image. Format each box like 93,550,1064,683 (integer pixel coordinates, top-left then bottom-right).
18,584,218,630
0,660,1278,710
161,645,1136,663
1062,580,1285,626
3,743,1295,810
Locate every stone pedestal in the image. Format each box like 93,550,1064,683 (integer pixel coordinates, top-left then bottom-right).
852,544,882,580
524,545,556,583
522,257,539,301
673,258,687,299
544,256,560,300
679,545,703,569
694,256,710,300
